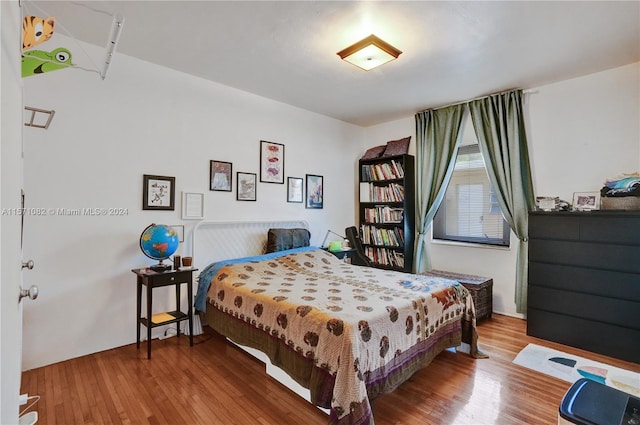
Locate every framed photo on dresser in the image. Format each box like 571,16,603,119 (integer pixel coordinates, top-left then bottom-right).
572,192,600,211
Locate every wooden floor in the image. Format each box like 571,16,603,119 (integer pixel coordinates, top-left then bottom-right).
20,314,640,425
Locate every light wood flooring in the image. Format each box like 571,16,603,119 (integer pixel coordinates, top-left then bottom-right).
20,314,640,424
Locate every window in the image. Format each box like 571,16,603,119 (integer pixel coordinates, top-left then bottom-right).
433,143,510,247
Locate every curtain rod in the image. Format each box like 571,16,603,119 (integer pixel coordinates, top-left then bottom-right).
418,88,538,113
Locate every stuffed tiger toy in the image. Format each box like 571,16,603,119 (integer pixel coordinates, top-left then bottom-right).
22,15,55,51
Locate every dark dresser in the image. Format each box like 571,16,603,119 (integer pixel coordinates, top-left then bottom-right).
527,211,640,363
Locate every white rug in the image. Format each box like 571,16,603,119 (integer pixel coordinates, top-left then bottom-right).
513,343,640,397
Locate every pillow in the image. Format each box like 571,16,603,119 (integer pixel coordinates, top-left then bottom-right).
360,145,386,160
266,228,311,253
382,136,411,157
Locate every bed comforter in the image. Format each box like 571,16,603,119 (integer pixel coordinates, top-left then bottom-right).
196,247,481,425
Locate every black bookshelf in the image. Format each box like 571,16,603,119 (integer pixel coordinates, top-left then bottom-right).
358,154,415,272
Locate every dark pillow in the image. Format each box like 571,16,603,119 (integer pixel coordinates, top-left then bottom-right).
361,145,386,160
266,228,311,253
382,136,411,157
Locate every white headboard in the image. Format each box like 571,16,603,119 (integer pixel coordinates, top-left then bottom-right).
191,220,310,271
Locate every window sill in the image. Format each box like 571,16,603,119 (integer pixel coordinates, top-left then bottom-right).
430,238,511,251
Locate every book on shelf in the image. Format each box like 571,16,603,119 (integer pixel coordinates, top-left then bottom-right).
359,182,371,202
360,182,405,203
151,312,174,324
363,206,404,224
360,160,405,182
364,247,405,268
360,225,404,247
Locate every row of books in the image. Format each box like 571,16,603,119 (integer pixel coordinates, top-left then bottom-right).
363,206,404,224
365,247,405,268
361,160,405,182
361,225,405,247
359,182,405,203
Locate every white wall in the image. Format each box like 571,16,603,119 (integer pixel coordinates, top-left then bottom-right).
527,62,640,201
363,117,416,156
21,40,364,369
365,63,640,317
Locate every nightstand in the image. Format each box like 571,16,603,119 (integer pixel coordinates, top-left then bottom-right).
132,267,197,359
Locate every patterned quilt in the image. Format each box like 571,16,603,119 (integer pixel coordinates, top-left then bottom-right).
200,248,480,425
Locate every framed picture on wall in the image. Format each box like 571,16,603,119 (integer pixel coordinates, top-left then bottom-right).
237,172,257,201
169,225,185,242
210,160,232,192
181,192,205,219
260,140,285,184
287,177,303,203
305,174,323,209
142,174,175,210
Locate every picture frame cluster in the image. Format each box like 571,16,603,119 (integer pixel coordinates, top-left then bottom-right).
535,192,602,212
142,140,323,214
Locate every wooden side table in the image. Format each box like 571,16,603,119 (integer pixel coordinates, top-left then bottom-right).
132,267,197,359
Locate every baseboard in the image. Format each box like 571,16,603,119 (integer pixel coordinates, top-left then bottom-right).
492,310,526,320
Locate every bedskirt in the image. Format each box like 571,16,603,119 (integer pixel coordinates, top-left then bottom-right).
205,305,477,423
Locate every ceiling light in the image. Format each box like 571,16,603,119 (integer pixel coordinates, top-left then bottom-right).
337,34,402,71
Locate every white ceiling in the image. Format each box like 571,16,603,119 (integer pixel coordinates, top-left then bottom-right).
26,1,640,127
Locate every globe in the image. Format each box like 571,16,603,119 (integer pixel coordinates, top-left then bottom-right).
140,224,179,272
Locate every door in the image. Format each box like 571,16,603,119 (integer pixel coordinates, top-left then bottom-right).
1,1,27,424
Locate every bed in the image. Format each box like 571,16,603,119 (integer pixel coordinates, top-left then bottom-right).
192,221,482,425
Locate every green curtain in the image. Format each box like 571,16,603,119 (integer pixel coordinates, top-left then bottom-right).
468,90,535,314
414,104,465,273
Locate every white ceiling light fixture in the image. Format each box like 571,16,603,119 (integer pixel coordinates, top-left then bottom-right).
337,34,402,71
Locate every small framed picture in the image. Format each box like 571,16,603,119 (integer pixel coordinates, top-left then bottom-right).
142,174,175,210
536,196,559,212
181,192,204,219
237,172,257,201
305,174,323,209
169,225,184,242
572,192,600,211
260,140,285,184
210,160,232,192
287,177,303,203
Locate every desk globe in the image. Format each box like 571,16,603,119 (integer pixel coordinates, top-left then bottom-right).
139,224,179,272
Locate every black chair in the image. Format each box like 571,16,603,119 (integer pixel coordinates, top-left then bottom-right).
345,226,372,267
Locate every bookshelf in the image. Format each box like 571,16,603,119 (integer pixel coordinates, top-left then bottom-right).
359,154,415,272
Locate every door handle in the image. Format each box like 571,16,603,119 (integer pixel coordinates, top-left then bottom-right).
19,285,39,302
22,259,34,270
